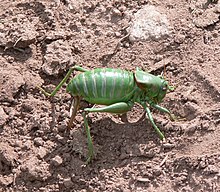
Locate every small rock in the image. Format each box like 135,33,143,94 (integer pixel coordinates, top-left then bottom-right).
185,123,198,134
39,187,46,191
194,7,220,28
118,5,127,12
128,5,171,42
0,175,13,186
63,178,73,188
22,140,32,150
162,142,175,149
37,147,47,159
174,34,185,44
21,103,34,113
34,137,44,146
111,8,122,16
142,150,155,158
136,177,150,183
51,155,63,166
55,134,66,144
203,165,219,175
115,31,121,37
184,101,201,120
58,121,67,132
153,166,163,176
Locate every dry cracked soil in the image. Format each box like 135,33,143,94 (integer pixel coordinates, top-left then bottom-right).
0,0,220,192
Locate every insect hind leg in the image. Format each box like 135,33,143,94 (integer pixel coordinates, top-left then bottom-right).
38,65,88,97
84,102,133,114
82,102,134,163
72,65,89,72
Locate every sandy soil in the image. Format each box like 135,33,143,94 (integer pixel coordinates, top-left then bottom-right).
0,0,220,191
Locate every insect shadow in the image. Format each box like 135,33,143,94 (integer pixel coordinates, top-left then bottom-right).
81,112,163,164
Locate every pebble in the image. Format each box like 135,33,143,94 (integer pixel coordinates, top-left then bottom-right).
162,143,175,149
51,155,63,166
34,137,44,146
111,8,122,16
203,165,219,174
37,147,47,159
115,31,121,37
63,178,73,188
58,121,67,132
136,177,150,183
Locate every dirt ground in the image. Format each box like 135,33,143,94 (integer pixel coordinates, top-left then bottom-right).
0,0,220,191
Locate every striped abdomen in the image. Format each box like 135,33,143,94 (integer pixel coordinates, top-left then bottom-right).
66,68,136,105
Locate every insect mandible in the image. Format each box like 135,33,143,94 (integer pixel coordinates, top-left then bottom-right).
39,65,175,163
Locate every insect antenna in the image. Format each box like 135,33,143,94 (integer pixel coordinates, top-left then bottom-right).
162,58,175,91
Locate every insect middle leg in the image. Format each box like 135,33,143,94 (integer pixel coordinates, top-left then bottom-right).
145,107,165,140
141,102,165,140
82,102,134,163
68,96,81,128
151,103,176,121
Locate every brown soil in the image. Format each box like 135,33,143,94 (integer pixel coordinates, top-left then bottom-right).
0,0,220,191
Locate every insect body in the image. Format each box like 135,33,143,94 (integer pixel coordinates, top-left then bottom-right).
39,66,174,163
67,68,135,106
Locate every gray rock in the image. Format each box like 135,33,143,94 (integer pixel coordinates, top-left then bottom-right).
128,5,171,42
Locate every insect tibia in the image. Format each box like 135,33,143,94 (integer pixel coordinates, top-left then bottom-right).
37,86,54,97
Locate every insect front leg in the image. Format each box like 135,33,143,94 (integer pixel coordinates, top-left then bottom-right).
141,102,165,140
145,107,165,140
151,103,176,121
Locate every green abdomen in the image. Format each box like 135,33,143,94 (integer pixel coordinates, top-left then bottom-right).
67,68,136,105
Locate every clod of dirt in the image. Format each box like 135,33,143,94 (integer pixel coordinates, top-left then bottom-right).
42,40,73,76
194,5,220,28
0,142,18,167
21,157,51,182
203,164,219,175
0,106,8,128
45,30,71,41
0,175,13,187
0,14,38,48
182,101,201,120
128,5,171,42
0,68,25,101
37,147,47,159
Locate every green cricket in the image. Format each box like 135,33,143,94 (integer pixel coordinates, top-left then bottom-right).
39,66,174,163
